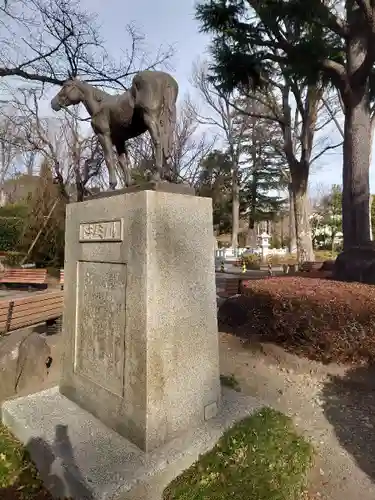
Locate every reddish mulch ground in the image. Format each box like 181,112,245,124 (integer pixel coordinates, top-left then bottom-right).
219,276,375,365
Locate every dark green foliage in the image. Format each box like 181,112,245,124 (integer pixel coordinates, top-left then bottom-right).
3,251,26,267
240,253,261,270
237,108,288,229
312,184,342,251
196,0,343,93
196,150,234,233
242,157,287,229
20,160,66,267
0,204,28,252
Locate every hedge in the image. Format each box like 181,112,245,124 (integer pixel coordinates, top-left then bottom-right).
219,277,375,365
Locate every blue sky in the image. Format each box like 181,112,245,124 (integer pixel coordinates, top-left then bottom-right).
75,0,374,193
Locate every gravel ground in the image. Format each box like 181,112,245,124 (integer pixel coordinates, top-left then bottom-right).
219,332,375,499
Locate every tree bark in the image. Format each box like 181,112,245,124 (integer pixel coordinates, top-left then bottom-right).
370,195,374,240
342,83,371,248
288,182,297,253
246,226,257,247
369,116,375,240
291,165,314,261
340,2,372,249
231,164,240,249
281,83,315,260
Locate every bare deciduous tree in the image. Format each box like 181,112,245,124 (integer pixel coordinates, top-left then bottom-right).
0,0,173,89
170,101,216,184
6,87,106,201
127,98,215,185
231,76,342,261
190,61,250,249
0,109,24,204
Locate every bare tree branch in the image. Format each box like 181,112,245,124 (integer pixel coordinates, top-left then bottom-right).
0,0,174,91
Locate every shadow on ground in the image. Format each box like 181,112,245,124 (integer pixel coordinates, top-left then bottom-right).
0,424,91,499
321,365,375,484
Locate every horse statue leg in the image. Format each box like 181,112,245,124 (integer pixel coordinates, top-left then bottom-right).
144,114,163,181
115,142,133,187
160,129,174,182
97,132,117,190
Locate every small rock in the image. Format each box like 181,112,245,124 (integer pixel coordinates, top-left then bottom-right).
0,330,52,402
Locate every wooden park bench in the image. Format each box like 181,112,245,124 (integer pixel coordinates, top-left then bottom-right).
0,268,48,290
298,261,323,272
60,269,64,290
218,278,245,298
284,260,332,279
0,290,63,336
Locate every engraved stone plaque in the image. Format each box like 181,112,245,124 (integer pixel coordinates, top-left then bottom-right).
74,261,126,397
79,220,122,242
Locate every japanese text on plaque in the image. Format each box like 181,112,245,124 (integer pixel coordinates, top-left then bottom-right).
79,220,122,242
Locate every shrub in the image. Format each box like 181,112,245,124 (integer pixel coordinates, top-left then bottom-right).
233,277,375,364
0,218,25,252
240,253,261,270
3,251,26,267
267,254,297,266
314,250,338,261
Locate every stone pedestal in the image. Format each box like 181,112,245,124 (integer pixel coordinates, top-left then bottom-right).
60,185,220,452
2,184,261,500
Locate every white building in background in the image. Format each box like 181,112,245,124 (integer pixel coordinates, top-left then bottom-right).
309,212,343,249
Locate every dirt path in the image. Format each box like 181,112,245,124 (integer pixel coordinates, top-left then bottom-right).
5,328,375,499
219,331,375,499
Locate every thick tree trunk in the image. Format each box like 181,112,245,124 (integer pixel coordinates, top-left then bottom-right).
342,83,371,249
246,226,257,247
341,2,372,249
293,190,314,261
370,195,374,240
231,165,239,249
291,165,314,262
288,183,297,253
369,117,375,240
370,196,373,241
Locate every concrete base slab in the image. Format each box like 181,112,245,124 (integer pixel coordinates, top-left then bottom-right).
2,387,262,500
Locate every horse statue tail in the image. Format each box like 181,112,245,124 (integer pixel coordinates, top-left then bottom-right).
162,79,178,177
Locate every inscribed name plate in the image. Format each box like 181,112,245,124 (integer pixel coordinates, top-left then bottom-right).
79,220,122,242
74,261,127,397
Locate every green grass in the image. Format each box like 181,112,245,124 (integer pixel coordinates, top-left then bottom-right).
0,408,313,500
220,373,241,392
0,423,51,499
163,407,313,500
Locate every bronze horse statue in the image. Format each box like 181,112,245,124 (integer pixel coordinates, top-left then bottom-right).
51,70,178,189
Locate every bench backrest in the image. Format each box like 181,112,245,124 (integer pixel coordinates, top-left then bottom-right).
0,291,63,334
1,268,47,284
0,299,11,334
8,291,63,332
223,279,241,297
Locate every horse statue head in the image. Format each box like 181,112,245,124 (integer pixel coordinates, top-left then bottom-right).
51,79,84,111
